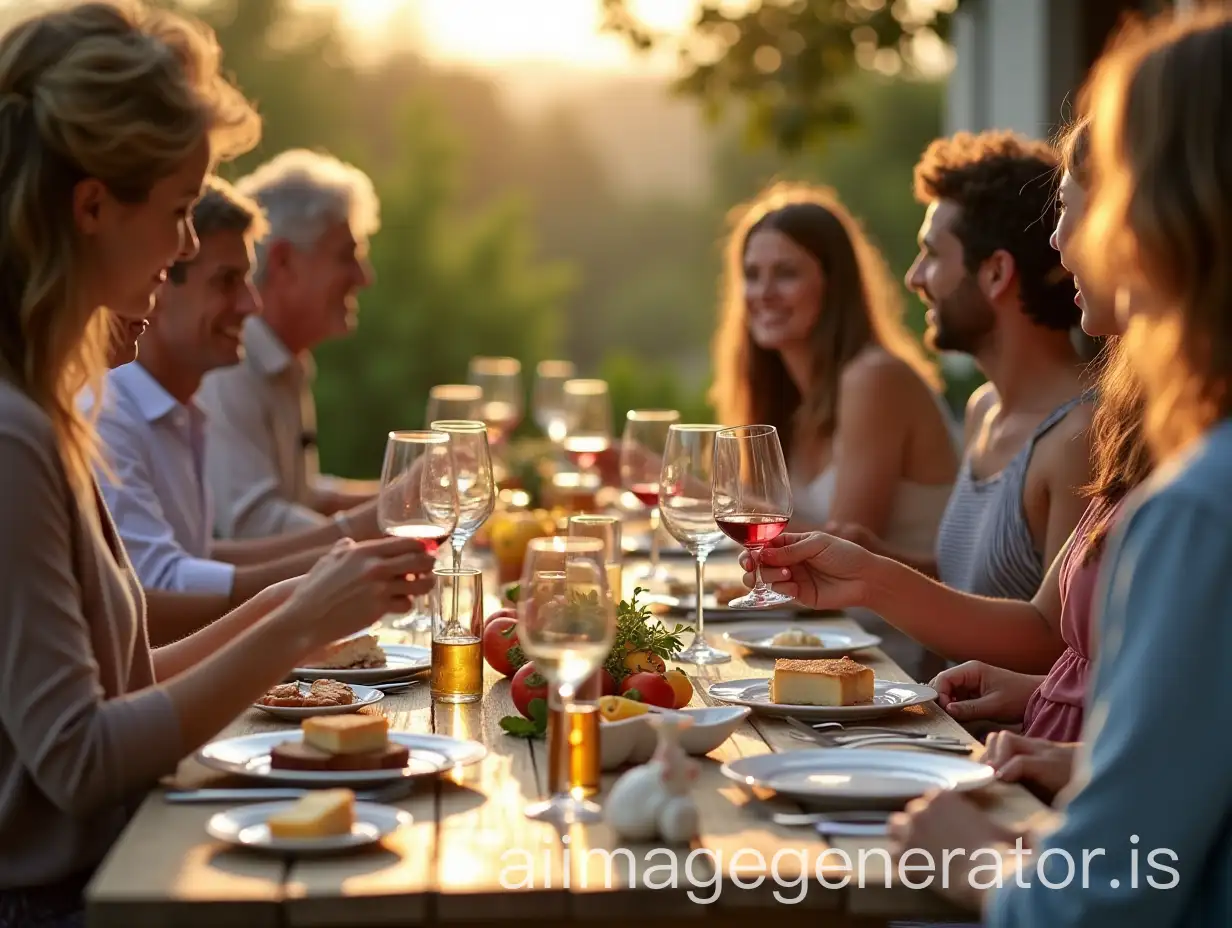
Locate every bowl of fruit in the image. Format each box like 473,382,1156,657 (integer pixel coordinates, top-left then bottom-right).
594,697,752,768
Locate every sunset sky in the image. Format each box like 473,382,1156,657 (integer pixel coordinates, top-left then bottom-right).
297,0,703,70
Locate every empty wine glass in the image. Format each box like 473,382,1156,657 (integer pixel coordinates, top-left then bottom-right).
712,425,794,608
428,420,496,571
377,430,457,632
517,536,616,825
620,409,679,585
533,360,575,444
467,357,523,446
562,379,611,478
659,424,729,665
426,384,482,424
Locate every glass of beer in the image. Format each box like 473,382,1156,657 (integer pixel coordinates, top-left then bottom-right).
568,514,623,603
430,567,484,704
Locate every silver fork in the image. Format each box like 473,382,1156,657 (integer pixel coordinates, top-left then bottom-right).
784,718,971,753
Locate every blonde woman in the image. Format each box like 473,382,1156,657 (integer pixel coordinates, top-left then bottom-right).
0,3,430,921
886,8,1232,923
711,183,958,552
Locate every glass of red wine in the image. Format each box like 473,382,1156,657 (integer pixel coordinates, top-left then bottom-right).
377,430,458,631
620,409,679,584
712,424,794,609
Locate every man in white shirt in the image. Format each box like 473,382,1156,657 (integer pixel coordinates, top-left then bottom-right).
196,150,381,539
94,176,399,605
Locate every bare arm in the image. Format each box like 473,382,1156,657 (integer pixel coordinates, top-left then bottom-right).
152,577,299,680
1034,406,1096,571
824,355,915,537
227,545,335,608
144,588,230,647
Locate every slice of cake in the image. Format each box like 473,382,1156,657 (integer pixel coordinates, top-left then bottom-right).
769,656,874,706
303,634,386,669
267,788,355,839
303,714,389,755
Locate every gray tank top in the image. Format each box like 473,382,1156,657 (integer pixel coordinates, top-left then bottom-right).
934,395,1087,600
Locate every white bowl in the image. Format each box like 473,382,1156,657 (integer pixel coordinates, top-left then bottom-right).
598,706,751,770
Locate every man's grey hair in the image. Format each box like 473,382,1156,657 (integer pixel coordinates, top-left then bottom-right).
236,149,380,285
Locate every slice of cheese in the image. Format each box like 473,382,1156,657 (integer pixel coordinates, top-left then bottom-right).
267,788,355,839
770,657,874,706
302,714,389,755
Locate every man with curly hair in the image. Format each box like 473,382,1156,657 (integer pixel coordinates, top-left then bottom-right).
911,130,1093,602
839,131,1092,611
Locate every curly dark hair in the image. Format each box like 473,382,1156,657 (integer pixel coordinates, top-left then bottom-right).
913,130,1078,331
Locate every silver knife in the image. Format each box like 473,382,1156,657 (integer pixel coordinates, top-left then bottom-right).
165,788,310,804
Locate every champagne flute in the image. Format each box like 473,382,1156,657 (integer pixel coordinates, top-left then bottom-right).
467,356,523,446
562,379,611,478
428,420,496,571
659,424,729,665
533,360,575,444
712,425,794,608
377,430,457,632
620,409,679,585
517,536,616,825
426,384,482,424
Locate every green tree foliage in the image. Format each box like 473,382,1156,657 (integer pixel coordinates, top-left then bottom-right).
601,0,961,152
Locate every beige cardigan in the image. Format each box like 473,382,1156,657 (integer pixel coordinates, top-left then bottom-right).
0,380,183,889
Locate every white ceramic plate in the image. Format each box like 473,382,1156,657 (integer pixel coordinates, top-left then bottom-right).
291,644,431,684
722,623,882,658
720,749,994,803
207,800,410,854
707,678,937,720
252,682,385,721
197,731,486,787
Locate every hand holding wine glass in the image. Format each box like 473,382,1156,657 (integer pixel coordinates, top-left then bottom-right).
712,424,794,609
376,430,458,631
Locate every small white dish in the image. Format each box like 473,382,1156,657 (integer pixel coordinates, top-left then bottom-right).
720,749,994,804
252,682,384,720
722,623,881,658
598,706,752,769
206,800,410,855
197,731,486,787
292,644,430,684
707,678,937,721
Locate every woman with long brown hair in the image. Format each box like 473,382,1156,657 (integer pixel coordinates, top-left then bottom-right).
885,7,1232,921
0,3,430,923
712,182,958,551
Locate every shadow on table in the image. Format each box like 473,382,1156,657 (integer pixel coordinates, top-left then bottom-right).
435,782,488,818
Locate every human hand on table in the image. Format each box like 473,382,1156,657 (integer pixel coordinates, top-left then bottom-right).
982,731,1077,803
888,789,1025,911
738,531,876,611
931,661,1043,725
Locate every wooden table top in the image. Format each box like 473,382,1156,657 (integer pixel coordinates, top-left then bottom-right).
86,559,1047,927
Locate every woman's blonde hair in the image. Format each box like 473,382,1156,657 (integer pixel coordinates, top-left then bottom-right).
1076,6,1232,460
710,181,940,462
0,0,260,495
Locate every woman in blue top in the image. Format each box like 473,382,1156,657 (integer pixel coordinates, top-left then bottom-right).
883,7,1232,925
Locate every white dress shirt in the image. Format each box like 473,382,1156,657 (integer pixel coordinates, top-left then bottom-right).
196,316,329,539
90,362,236,595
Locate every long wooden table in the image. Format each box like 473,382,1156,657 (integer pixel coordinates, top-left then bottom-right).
87,560,1046,927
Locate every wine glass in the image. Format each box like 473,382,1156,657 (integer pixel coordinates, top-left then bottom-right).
620,409,679,585
426,384,482,424
562,379,611,477
712,425,794,608
517,536,616,825
427,420,496,571
377,430,457,632
658,424,729,665
467,357,523,446
533,360,575,444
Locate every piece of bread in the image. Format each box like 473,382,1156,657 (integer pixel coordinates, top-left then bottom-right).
303,715,389,755
269,740,410,771
267,788,355,839
302,634,386,670
769,656,874,706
